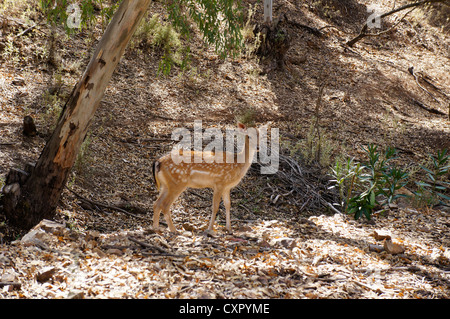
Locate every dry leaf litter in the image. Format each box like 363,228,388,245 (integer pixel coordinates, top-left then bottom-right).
1,205,449,298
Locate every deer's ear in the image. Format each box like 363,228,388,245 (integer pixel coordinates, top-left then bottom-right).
237,122,246,130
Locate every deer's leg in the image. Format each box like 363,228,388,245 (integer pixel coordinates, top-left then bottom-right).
161,187,184,233
208,188,223,231
222,188,232,232
153,187,168,231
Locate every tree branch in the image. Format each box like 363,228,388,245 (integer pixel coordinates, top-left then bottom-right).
66,186,144,219
346,0,448,47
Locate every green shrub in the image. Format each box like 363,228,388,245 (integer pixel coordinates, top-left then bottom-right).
330,144,409,220
332,147,450,219
414,149,450,207
132,13,187,75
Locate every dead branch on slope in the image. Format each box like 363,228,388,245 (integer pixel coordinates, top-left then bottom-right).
346,0,449,47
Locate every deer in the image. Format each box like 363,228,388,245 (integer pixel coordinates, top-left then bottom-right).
152,122,261,233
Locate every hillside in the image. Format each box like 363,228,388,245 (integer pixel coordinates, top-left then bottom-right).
1,0,450,299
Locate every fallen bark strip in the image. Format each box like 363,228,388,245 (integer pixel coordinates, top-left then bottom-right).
419,76,450,100
408,67,439,103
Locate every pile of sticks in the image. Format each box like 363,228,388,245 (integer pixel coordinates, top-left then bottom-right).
250,152,340,216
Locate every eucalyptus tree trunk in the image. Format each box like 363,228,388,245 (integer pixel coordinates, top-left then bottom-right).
2,0,151,230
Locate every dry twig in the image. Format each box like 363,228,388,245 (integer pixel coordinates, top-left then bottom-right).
66,187,144,218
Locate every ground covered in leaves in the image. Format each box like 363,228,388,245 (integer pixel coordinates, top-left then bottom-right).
1,207,450,298
1,0,450,299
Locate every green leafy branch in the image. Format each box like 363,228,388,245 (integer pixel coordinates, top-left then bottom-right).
167,0,244,59
40,0,244,73
414,149,450,205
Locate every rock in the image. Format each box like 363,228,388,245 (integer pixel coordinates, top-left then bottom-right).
1,271,17,283
17,219,67,249
238,225,253,232
181,231,193,237
372,230,391,241
106,248,123,256
38,219,66,236
182,223,196,232
23,219,65,240
388,203,398,210
67,290,85,299
92,247,107,258
85,230,100,241
0,254,12,266
383,239,405,255
36,267,56,283
274,237,297,249
397,187,414,197
20,228,50,247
